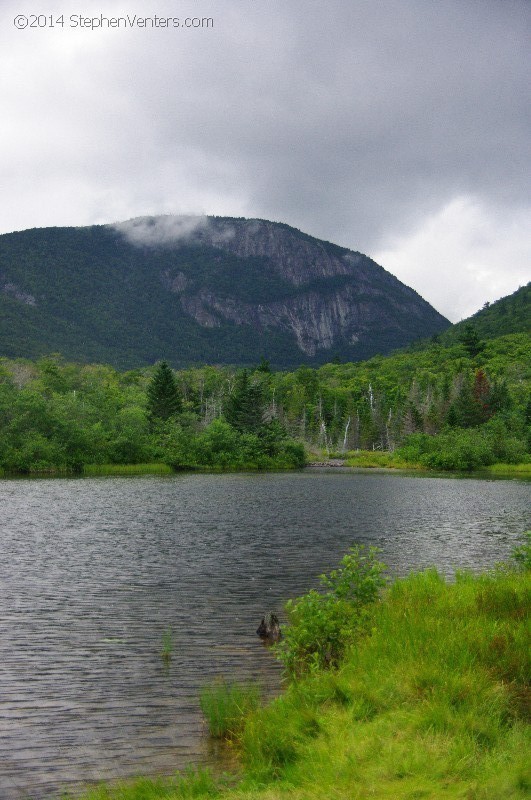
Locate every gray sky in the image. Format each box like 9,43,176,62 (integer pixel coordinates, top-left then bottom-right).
1,0,529,321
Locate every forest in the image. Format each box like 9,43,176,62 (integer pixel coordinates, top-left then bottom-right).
0,326,529,475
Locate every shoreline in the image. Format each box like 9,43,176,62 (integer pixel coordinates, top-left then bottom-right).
69,537,530,800
0,460,530,479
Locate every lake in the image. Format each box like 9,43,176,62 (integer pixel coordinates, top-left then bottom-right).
0,470,529,798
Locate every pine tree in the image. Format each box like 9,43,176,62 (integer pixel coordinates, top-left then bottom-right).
458,324,484,358
256,357,271,374
224,370,265,433
488,379,511,415
146,362,182,422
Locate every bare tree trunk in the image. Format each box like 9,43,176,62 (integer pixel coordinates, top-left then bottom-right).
385,408,393,451
342,416,351,453
319,419,330,457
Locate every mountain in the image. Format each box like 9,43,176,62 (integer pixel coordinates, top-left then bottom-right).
442,283,530,342
0,216,450,368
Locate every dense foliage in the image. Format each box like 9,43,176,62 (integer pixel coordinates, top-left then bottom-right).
0,356,306,473
0,330,528,474
442,282,530,343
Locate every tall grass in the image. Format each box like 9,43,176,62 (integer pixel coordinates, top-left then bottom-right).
65,767,220,799
161,628,173,662
239,565,531,796
83,463,173,476
71,537,531,800
345,450,426,469
484,462,531,476
199,680,261,739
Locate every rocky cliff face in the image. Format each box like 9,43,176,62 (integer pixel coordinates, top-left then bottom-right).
198,218,354,285
0,216,450,368
147,216,449,358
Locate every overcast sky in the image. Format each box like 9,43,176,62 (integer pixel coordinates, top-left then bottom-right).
1,0,529,321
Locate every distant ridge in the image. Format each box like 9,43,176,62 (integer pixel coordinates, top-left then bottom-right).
443,283,530,342
0,216,450,368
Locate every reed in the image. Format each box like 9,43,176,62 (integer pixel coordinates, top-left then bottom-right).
66,766,218,799
199,679,262,739
161,628,173,662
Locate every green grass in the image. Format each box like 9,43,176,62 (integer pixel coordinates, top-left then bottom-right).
70,542,531,800
236,565,530,797
199,680,262,739
483,462,531,476
83,463,174,476
63,767,221,799
344,449,426,470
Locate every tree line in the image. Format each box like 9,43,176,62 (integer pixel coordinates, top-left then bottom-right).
0,328,529,474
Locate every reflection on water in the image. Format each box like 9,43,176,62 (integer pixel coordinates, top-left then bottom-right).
0,471,529,798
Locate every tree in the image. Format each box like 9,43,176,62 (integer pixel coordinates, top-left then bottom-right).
256,357,271,374
146,362,182,422
488,379,511,415
458,324,484,358
224,370,265,433
472,369,491,423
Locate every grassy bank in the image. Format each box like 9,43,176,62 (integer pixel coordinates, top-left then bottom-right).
338,451,531,476
0,460,303,479
482,462,531,477
70,536,530,800
343,450,427,470
83,463,174,476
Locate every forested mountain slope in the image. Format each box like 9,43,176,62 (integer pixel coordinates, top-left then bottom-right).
442,282,530,342
0,216,450,368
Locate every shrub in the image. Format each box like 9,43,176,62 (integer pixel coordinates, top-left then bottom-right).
275,545,386,676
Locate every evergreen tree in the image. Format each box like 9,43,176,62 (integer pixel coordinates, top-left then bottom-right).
458,324,484,358
224,370,265,433
488,379,511,415
472,369,491,423
256,357,272,374
146,362,182,422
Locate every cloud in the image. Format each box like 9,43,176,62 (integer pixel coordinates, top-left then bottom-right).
113,215,209,247
0,0,529,318
374,198,531,321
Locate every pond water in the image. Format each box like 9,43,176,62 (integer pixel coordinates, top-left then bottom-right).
0,470,529,798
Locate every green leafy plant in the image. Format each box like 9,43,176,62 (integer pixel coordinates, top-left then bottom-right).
275,545,387,676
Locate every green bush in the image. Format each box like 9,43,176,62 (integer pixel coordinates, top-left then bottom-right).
396,422,528,471
275,545,387,676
